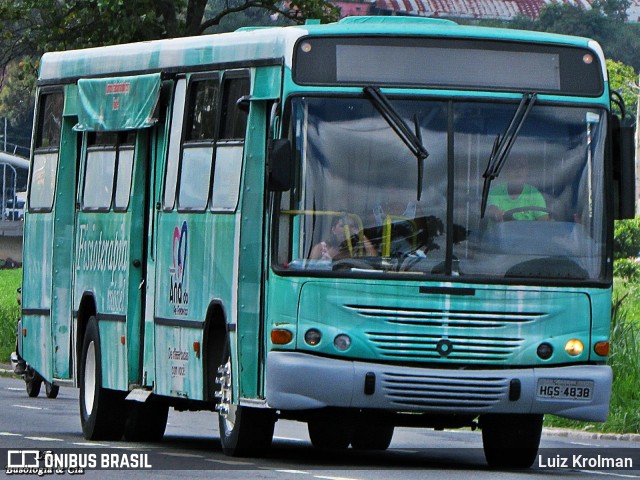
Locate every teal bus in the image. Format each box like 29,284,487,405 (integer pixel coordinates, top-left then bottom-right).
20,16,635,468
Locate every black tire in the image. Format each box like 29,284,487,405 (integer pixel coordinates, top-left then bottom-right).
45,381,59,399
79,317,127,440
25,367,42,398
217,341,276,457
124,402,169,442
481,414,543,468
308,414,354,450
351,423,394,450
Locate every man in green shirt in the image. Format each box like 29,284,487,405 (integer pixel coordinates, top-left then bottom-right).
486,156,549,221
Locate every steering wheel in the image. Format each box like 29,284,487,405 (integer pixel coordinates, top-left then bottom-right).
332,258,374,272
502,206,552,221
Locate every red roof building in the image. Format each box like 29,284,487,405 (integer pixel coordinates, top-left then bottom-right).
332,0,608,21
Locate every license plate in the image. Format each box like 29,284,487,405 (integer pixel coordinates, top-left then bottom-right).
537,378,594,400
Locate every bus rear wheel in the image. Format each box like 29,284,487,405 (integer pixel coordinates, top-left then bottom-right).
79,317,127,440
24,367,42,398
481,413,543,468
124,402,169,442
216,342,276,456
45,381,59,399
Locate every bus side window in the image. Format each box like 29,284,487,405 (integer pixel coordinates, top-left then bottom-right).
30,91,64,211
210,72,249,212
82,132,118,211
178,76,218,211
164,79,187,210
219,74,249,141
114,132,136,210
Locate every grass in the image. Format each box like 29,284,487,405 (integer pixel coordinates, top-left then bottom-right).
544,279,640,434
0,268,21,364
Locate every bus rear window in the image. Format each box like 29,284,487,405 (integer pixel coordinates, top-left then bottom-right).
36,92,64,149
30,91,64,211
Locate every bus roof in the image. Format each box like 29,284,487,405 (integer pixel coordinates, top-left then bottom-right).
39,16,602,84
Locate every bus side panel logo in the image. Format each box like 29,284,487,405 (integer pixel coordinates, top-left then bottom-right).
169,221,189,316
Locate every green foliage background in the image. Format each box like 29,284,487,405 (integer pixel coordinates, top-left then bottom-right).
545,219,640,433
0,269,21,364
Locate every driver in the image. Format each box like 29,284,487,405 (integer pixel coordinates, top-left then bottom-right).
486,155,549,222
310,215,377,260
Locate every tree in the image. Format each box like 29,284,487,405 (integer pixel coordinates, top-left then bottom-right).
0,0,340,131
0,58,37,127
614,218,640,260
484,3,640,80
0,0,339,61
607,59,638,121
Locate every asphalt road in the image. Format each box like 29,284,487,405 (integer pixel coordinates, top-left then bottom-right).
1,373,639,479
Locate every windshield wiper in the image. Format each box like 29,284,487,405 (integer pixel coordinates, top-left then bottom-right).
364,86,429,201
480,92,537,218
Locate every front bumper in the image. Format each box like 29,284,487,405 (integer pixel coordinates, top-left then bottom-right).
265,351,612,422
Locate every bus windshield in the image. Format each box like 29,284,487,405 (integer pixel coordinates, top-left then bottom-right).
275,96,608,283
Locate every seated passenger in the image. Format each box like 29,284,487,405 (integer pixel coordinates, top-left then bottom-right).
486,156,549,221
310,216,377,260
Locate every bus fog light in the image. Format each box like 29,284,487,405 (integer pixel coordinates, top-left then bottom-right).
271,329,293,345
334,334,351,351
594,341,610,357
537,342,553,360
565,339,584,356
304,329,322,346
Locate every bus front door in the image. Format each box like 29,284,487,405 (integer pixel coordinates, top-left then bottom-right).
75,129,149,390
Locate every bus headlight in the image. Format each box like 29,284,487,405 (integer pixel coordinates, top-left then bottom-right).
565,339,584,356
334,334,351,351
537,342,553,360
304,329,322,346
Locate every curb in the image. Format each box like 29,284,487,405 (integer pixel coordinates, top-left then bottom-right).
543,427,640,443
2,362,639,443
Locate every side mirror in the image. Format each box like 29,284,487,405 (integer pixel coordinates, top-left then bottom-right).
612,115,635,219
236,95,251,114
268,139,293,192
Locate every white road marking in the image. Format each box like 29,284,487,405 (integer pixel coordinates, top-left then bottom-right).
274,436,306,442
314,476,363,480
205,459,255,466
24,436,64,442
0,432,22,436
158,452,205,458
577,471,640,478
12,405,42,410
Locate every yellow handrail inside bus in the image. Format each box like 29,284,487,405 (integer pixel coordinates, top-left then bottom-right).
280,210,365,257
382,215,417,257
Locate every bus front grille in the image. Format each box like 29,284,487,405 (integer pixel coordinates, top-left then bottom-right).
381,371,509,410
346,304,536,363
365,331,524,362
347,304,541,328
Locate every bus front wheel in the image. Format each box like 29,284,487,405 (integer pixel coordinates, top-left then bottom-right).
351,423,394,450
217,342,276,456
308,419,352,449
480,413,543,468
79,317,127,440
